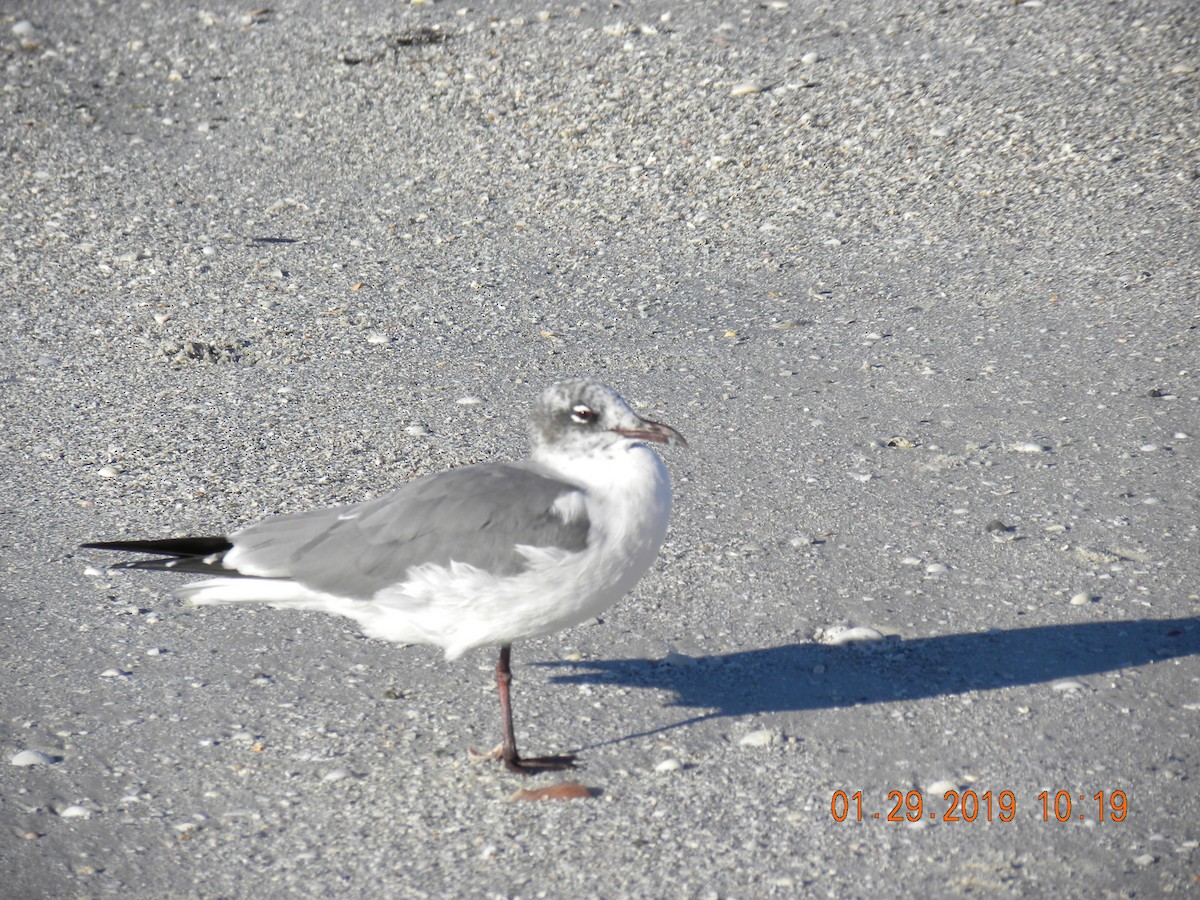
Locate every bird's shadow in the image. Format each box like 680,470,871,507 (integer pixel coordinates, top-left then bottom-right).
536,616,1200,744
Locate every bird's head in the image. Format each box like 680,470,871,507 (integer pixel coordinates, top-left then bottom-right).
530,379,687,456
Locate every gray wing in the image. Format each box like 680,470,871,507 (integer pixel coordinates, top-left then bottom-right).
227,462,590,598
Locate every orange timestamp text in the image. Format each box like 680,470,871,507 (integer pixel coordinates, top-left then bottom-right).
831,788,1127,823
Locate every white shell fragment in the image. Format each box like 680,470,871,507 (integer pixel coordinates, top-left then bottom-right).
730,81,763,97
58,805,93,819
11,749,57,767
1007,442,1047,453
1052,680,1086,693
816,625,885,646
654,758,683,773
739,729,780,747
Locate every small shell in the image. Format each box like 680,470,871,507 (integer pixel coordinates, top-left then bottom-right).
739,729,780,747
820,626,885,646
730,81,763,97
11,750,57,767
1052,680,1086,693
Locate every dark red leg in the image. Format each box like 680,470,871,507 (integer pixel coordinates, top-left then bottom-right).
495,644,576,774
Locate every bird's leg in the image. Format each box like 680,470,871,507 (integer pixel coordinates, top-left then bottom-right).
495,644,576,774
496,644,521,766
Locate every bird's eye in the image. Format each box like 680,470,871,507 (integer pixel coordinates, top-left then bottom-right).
571,404,596,424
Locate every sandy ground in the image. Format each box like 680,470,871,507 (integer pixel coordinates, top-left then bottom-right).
2,0,1198,896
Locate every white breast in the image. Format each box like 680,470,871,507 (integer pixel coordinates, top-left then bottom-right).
357,440,673,659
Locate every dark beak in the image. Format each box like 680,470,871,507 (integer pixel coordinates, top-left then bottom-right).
612,417,688,449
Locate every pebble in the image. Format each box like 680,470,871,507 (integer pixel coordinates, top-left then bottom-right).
925,779,958,796
800,51,819,65
11,749,57,767
925,563,950,576
365,332,390,345
654,758,683,773
98,465,120,479
1132,853,1156,867
12,20,41,49
456,396,483,406
739,729,780,747
1069,592,1091,606
404,423,432,436
99,668,130,678
1052,680,1086,693
322,767,358,782
1008,442,1047,453
58,805,92,819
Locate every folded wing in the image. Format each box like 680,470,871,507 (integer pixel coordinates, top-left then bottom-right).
221,462,590,597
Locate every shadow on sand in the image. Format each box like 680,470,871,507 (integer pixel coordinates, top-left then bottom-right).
537,616,1200,744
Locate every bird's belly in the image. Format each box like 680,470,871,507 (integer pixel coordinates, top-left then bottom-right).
356,445,673,659
362,504,667,659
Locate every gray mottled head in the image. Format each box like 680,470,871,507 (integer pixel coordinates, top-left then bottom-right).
529,379,686,455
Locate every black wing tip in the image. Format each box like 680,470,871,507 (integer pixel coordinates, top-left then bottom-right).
82,536,236,577
81,536,233,557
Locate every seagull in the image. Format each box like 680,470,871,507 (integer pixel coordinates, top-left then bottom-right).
83,379,686,773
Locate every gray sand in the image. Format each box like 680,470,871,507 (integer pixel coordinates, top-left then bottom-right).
2,0,1197,896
